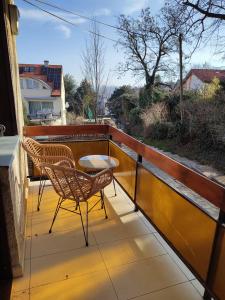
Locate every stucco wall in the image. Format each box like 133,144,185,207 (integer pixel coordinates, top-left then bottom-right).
2,0,27,278
21,78,52,98
21,77,66,124
60,71,66,124
4,0,24,135
184,74,205,91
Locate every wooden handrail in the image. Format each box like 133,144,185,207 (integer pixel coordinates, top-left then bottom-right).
109,126,225,212
23,124,225,212
23,124,109,137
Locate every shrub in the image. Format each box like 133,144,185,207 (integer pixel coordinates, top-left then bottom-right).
141,102,169,135
66,113,85,125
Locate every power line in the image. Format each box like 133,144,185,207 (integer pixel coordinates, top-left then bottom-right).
33,0,122,32
22,0,118,43
30,0,144,38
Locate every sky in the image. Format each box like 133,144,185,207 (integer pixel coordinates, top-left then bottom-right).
15,0,225,87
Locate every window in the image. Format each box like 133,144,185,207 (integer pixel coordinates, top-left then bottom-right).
29,101,53,116
26,79,39,89
23,66,35,72
20,78,24,89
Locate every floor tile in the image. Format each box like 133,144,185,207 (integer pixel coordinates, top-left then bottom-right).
25,216,32,238
108,254,187,300
12,260,30,292
154,233,195,280
13,182,203,300
191,279,205,296
25,237,31,260
31,229,96,258
99,234,166,268
92,213,149,244
134,282,203,300
11,290,29,300
30,269,117,300
31,210,82,236
107,199,135,217
136,211,157,233
30,245,106,288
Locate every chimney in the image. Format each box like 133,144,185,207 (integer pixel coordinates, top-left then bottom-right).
44,60,49,67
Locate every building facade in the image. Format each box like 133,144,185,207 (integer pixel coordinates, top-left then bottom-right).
19,61,66,125
183,68,225,91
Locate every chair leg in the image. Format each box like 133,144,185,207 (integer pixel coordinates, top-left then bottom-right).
86,202,88,246
100,190,108,219
37,175,43,210
78,203,89,247
100,190,104,209
49,196,62,233
37,177,46,211
112,177,117,196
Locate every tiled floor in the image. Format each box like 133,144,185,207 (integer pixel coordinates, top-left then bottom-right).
12,181,204,300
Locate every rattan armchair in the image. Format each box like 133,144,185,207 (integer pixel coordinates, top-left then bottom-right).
41,161,113,246
22,137,75,211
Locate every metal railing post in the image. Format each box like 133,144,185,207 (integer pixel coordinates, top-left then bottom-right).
203,210,225,300
134,154,142,212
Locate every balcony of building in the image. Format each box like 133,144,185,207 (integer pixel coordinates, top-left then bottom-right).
7,124,225,300
12,180,203,300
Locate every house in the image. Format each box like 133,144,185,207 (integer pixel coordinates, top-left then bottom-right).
183,68,225,90
19,61,66,124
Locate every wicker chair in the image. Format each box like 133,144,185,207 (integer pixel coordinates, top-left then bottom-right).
41,161,113,246
22,137,75,211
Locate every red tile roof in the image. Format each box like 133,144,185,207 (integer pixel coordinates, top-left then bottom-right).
184,69,225,84
19,63,62,97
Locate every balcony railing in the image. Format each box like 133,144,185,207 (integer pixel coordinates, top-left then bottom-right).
23,124,225,300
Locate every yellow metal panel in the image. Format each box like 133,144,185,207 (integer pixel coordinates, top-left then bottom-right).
63,140,108,170
212,228,225,300
136,165,216,280
109,142,136,200
33,140,108,175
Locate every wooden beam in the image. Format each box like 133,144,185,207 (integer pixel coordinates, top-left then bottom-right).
23,124,109,137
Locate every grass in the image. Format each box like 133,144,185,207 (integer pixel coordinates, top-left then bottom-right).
143,137,225,173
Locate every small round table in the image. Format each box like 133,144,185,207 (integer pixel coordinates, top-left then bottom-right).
78,155,119,196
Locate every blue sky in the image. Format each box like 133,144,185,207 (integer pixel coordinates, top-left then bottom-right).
15,0,224,87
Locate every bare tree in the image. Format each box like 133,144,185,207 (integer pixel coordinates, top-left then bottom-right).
183,1,225,20
174,0,225,53
82,20,106,121
117,5,188,92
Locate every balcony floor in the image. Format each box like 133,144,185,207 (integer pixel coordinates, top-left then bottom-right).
12,181,204,300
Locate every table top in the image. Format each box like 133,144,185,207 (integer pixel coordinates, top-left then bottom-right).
78,155,119,170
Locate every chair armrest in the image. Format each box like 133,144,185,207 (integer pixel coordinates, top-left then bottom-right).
91,168,113,193
41,155,75,168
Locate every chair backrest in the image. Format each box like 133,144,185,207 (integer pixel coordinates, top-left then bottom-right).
41,162,93,202
22,137,75,172
22,137,44,171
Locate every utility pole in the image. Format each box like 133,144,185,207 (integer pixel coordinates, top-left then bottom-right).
179,33,184,123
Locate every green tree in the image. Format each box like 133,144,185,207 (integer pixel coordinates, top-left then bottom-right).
106,86,138,126
64,74,77,112
75,79,96,118
200,77,221,100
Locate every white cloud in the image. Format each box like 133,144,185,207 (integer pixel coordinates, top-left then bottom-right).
19,7,86,25
93,8,111,16
56,24,71,39
123,0,149,14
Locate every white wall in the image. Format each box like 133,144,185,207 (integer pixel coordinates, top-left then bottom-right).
20,78,51,98
20,75,66,124
60,72,66,124
24,98,61,115
184,74,205,90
